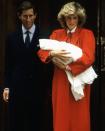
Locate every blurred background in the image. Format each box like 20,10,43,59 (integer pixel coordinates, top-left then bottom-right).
0,0,104,131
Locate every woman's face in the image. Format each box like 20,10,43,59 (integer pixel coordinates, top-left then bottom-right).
65,14,78,31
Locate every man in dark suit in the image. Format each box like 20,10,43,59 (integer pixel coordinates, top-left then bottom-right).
3,1,45,131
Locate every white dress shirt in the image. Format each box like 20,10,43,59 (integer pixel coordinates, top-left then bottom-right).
22,24,36,43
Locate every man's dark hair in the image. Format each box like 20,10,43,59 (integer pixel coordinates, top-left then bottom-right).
17,1,36,15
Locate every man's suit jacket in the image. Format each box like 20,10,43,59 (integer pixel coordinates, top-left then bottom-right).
4,25,44,100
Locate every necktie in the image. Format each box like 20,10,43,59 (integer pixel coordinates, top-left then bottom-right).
25,31,30,48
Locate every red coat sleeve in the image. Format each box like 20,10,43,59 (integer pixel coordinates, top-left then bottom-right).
69,30,96,76
37,30,58,63
37,49,50,63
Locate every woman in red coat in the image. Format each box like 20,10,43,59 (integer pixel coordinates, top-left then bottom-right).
38,1,96,131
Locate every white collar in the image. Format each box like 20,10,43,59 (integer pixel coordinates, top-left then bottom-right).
22,24,36,34
67,26,77,34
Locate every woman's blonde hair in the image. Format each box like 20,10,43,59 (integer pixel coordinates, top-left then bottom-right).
57,1,86,29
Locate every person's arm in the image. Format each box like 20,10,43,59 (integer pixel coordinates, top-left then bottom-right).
38,31,72,69
37,49,71,71
68,30,96,76
49,29,95,74
37,49,51,62
3,34,13,102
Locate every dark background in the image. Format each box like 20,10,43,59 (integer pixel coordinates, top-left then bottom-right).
0,0,104,131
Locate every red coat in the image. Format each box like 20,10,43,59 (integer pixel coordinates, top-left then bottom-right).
38,27,96,131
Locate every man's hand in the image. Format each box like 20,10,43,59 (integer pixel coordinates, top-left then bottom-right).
3,88,9,102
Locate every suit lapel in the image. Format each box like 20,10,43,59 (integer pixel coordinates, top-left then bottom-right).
16,25,39,49
30,26,39,49
16,28,25,48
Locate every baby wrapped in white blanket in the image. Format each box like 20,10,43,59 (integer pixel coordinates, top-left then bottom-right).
39,39,97,101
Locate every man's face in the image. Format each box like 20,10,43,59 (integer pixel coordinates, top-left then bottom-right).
19,8,36,29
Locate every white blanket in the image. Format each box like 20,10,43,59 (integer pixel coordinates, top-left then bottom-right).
39,39,97,101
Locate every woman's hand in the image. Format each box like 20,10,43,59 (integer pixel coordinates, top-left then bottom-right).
50,50,72,70
52,57,66,70
50,50,70,58
52,57,71,71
